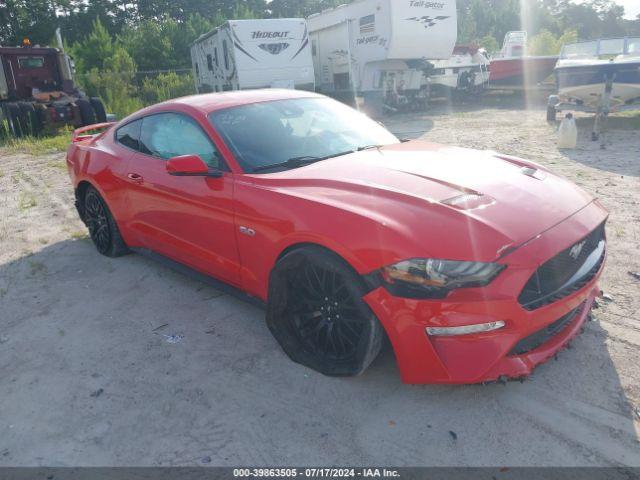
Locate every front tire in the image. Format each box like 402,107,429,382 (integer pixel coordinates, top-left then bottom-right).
76,98,96,126
266,246,384,377
83,186,130,257
89,97,107,123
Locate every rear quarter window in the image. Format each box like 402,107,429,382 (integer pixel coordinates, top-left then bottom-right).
115,119,142,151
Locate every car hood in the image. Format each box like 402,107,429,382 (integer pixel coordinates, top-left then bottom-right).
251,141,595,261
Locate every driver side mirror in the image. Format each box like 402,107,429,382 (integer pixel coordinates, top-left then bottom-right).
166,155,222,178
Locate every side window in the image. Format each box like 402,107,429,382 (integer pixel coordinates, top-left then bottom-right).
206,54,213,71
115,119,142,151
214,47,219,66
195,62,199,76
139,113,223,169
223,40,229,70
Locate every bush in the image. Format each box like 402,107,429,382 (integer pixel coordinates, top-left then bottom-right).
479,34,500,54
528,29,579,56
76,47,144,120
140,72,196,104
528,30,559,56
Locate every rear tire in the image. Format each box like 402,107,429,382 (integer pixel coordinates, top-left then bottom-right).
89,97,107,123
18,102,41,136
76,98,96,126
83,186,130,257
266,246,384,377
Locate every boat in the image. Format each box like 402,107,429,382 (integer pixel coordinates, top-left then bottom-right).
554,37,640,109
489,31,558,88
428,44,490,95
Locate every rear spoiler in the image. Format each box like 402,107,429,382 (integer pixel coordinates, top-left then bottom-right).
72,122,116,143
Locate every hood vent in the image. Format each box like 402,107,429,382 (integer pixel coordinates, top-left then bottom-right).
521,166,546,180
442,193,495,211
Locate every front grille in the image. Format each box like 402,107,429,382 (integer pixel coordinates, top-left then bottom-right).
518,223,606,311
509,303,584,356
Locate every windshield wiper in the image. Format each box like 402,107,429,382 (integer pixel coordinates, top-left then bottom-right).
252,150,355,173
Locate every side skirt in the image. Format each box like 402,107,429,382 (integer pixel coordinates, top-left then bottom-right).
131,248,267,310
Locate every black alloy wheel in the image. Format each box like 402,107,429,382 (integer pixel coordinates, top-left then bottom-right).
83,186,130,257
267,246,384,377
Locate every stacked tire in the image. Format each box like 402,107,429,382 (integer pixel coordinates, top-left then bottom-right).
1,102,41,137
1,96,107,138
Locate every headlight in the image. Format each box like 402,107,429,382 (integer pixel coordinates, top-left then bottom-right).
381,259,506,299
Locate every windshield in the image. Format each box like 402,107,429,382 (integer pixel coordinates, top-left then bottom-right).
598,38,625,57
628,37,640,55
561,41,598,59
208,97,399,173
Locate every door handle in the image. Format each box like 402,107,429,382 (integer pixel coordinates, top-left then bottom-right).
127,173,143,184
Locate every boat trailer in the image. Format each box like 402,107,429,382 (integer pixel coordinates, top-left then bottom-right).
547,74,640,149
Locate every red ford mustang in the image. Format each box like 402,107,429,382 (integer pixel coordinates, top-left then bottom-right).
66,89,607,384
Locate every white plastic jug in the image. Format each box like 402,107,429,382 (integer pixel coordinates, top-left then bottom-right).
557,113,577,149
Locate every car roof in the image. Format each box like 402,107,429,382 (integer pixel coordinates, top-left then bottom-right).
163,89,323,113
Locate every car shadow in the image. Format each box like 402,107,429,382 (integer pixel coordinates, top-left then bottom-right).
0,239,638,466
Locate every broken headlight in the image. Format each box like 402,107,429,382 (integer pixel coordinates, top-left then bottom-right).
381,259,506,299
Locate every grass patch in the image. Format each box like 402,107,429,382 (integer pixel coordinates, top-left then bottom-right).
0,130,71,156
70,230,88,240
18,192,37,211
46,158,68,170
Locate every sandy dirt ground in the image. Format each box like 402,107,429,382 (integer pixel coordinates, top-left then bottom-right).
1,95,639,467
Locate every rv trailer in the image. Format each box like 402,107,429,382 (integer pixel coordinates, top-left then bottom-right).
190,19,315,93
307,0,457,113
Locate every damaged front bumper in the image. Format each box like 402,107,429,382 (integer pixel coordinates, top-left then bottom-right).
363,200,608,385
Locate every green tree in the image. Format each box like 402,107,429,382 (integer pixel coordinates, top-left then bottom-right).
70,18,116,72
555,29,578,52
528,29,559,55
268,0,343,18
119,18,178,71
78,46,143,119
479,34,500,54
0,0,62,45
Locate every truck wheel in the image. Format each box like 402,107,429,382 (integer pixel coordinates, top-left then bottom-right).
76,98,96,126
266,246,384,377
89,97,107,123
5,103,24,137
18,102,41,136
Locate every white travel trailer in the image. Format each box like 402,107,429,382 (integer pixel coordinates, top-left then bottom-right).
190,19,315,93
307,0,457,111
